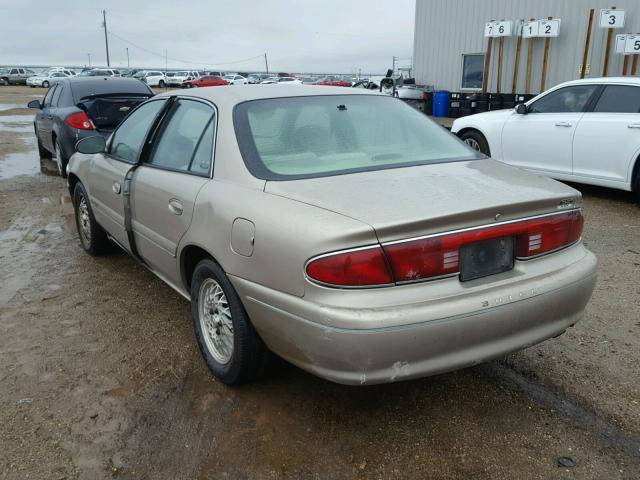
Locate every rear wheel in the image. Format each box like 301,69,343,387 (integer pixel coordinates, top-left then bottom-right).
73,183,110,255
191,259,269,385
54,139,68,178
460,130,491,156
158,79,165,88
42,80,49,88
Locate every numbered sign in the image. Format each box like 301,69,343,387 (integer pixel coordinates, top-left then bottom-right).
539,19,561,37
493,21,513,37
484,22,498,37
523,21,539,38
484,21,512,37
625,35,640,54
599,9,625,29
615,34,628,54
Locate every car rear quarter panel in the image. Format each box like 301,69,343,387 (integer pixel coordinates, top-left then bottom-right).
179,181,378,297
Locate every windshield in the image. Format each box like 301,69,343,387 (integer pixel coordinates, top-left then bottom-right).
234,95,480,180
133,71,146,78
175,71,189,76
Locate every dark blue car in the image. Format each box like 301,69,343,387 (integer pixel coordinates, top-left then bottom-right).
29,76,153,177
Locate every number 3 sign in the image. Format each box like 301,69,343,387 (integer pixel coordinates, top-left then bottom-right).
599,9,625,29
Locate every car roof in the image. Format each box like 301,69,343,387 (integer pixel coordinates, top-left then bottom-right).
154,84,382,108
559,76,640,87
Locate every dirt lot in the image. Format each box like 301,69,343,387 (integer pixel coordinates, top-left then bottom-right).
1,85,639,480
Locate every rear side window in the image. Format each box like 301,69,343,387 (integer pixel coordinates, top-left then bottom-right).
529,85,599,113
234,95,478,180
594,85,640,113
147,99,215,175
109,100,165,163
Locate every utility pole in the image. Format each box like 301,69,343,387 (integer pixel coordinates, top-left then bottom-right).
126,48,130,68
102,10,110,67
87,53,91,67
264,53,269,74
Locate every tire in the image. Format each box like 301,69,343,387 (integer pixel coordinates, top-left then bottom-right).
42,80,49,88
54,139,68,178
460,130,491,156
191,259,269,385
37,136,51,159
73,182,110,255
0,78,8,86
158,79,165,88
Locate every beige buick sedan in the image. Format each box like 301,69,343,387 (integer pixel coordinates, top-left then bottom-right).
68,85,597,385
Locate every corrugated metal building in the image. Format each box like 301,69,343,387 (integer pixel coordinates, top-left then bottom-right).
413,0,640,94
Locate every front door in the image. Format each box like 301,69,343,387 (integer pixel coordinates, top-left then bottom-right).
501,84,599,177
572,84,640,185
88,98,168,249
38,84,58,151
131,98,216,286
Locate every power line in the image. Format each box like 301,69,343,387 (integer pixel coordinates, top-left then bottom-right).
106,29,265,67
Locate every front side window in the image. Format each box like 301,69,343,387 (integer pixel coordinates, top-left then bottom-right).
10,69,18,74
109,100,165,163
43,85,57,107
529,85,599,114
147,99,215,174
461,54,484,90
234,95,479,180
594,85,640,113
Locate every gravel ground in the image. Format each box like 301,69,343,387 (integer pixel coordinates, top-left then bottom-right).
0,85,639,480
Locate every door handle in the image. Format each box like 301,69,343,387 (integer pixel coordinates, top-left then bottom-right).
555,121,572,127
628,123,640,129
168,199,183,215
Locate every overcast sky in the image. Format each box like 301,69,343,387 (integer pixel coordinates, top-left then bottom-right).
2,0,415,74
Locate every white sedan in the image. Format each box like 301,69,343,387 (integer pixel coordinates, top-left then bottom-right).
26,71,72,88
451,77,640,200
224,74,248,85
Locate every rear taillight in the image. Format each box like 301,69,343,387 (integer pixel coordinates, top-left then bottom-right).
66,112,95,130
305,246,393,287
306,210,583,287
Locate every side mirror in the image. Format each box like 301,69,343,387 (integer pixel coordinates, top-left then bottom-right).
515,103,528,115
76,135,106,154
27,100,42,109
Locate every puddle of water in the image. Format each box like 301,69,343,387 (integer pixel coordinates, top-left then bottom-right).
0,114,34,125
0,104,26,112
0,149,41,179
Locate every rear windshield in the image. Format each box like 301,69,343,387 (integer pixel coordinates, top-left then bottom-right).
234,95,480,180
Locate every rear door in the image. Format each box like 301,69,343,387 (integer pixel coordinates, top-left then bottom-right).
88,99,167,249
501,84,599,176
131,98,215,285
572,84,640,186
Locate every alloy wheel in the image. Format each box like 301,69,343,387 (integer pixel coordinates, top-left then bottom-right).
464,138,481,151
198,278,234,364
77,195,92,247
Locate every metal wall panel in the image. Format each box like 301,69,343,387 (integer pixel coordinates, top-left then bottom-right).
414,0,640,93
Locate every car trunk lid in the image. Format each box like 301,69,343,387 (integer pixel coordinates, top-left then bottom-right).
264,159,581,243
77,93,152,133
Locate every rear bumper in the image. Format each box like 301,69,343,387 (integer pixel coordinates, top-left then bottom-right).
231,245,597,385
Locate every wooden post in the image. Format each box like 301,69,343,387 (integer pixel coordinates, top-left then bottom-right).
581,9,595,79
497,36,504,94
525,18,535,95
632,55,639,75
512,20,523,94
623,55,629,75
482,25,494,94
540,17,552,93
602,6,616,76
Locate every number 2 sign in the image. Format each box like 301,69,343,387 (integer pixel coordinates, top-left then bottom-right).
538,19,561,37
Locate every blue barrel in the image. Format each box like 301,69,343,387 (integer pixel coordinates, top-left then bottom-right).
432,91,450,117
